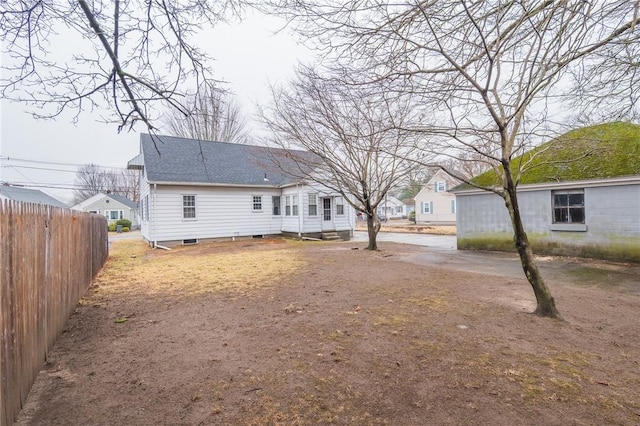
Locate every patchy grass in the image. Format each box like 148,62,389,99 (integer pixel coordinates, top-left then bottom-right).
20,239,640,425
403,295,450,311
93,240,307,297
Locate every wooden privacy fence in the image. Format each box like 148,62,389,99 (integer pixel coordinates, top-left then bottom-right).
0,200,109,426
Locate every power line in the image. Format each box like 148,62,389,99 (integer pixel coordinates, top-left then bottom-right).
1,164,132,176
2,181,136,192
0,156,129,170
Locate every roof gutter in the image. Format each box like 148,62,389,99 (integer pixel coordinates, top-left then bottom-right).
146,181,284,189
453,175,640,195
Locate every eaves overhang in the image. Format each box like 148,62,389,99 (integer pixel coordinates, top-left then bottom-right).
452,175,640,196
145,180,285,189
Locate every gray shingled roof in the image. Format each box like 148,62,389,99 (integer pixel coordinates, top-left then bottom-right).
140,134,316,186
0,185,67,207
107,193,138,209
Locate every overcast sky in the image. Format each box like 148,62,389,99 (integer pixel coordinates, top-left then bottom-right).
0,11,310,204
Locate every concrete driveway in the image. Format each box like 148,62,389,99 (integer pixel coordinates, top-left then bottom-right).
352,230,640,294
352,230,457,250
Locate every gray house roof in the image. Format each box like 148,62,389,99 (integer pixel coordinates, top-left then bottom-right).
107,193,138,209
136,134,316,187
0,184,67,207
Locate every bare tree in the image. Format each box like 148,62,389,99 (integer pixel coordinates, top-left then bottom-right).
259,66,420,250
73,164,139,204
165,83,250,143
1,1,246,131
269,0,640,319
73,164,105,203
112,169,140,202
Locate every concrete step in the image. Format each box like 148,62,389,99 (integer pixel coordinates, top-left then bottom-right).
321,232,342,241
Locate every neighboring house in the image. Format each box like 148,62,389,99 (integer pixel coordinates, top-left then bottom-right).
127,134,356,247
72,192,139,229
402,198,415,218
0,184,67,207
377,195,406,219
453,122,640,262
414,169,461,225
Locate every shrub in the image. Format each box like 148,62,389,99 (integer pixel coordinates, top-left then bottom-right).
108,222,117,232
408,210,416,223
122,227,130,232
116,219,132,228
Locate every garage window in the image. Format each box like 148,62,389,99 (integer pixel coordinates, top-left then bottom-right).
552,190,584,224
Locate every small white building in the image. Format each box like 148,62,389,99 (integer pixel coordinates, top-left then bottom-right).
128,134,356,247
72,193,139,228
414,170,461,225
377,195,406,219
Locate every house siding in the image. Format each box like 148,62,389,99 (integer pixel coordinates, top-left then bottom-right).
281,186,304,235
414,171,460,224
140,180,152,239
280,185,354,236
141,182,355,245
73,194,139,228
145,185,283,244
457,182,640,262
378,196,405,219
82,198,138,226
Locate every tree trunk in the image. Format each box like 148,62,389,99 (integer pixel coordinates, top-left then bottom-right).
503,168,562,319
366,214,380,250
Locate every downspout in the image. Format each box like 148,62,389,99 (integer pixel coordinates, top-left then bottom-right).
297,183,302,239
348,196,354,237
153,183,157,248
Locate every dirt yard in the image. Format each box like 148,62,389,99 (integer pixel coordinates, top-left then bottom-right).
16,238,640,425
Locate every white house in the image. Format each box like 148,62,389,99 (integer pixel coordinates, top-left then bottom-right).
402,198,415,218
72,192,139,228
414,169,461,225
452,122,640,263
377,195,406,219
127,134,356,247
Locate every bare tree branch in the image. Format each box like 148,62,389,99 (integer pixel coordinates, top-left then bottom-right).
1,0,247,131
73,164,139,204
164,82,251,143
266,0,640,319
259,65,423,250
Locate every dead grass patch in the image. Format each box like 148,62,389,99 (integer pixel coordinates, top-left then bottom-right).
403,295,450,311
93,240,307,297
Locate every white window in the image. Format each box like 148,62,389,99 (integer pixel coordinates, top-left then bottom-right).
435,181,447,192
182,195,196,219
336,197,345,216
292,195,299,216
144,195,149,221
422,201,433,214
308,194,318,216
105,210,123,220
285,196,291,216
451,199,456,214
552,190,584,224
252,195,263,212
272,196,281,216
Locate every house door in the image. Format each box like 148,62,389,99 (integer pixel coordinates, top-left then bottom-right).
322,198,334,231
